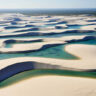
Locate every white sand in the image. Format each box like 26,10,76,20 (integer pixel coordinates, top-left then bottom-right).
67,20,96,25
80,25,96,30
0,35,85,52
55,24,67,28
0,41,65,52
0,76,96,96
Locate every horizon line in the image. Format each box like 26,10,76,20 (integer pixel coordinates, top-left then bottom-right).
0,8,96,10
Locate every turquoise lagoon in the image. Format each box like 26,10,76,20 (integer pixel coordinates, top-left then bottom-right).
0,39,96,60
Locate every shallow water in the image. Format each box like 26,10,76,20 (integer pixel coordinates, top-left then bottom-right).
0,40,96,60
0,44,78,60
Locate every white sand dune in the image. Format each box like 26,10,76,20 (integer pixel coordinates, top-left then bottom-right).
80,25,96,30
0,76,96,96
0,41,65,52
0,28,71,36
67,20,96,25
0,35,85,52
